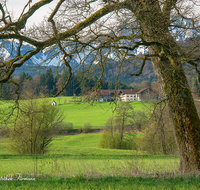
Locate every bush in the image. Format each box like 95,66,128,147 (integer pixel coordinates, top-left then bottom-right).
98,131,119,149
9,99,63,154
98,113,136,150
82,121,92,133
98,130,133,149
133,122,177,155
0,126,10,137
60,121,73,130
54,121,73,135
78,127,82,133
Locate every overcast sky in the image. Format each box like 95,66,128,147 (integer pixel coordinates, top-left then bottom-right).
6,0,58,27
5,0,200,28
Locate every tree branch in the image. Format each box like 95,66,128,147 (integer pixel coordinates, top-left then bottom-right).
48,0,65,22
49,18,73,97
43,1,128,46
130,55,147,76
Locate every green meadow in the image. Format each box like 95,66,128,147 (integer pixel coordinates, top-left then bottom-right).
0,134,179,177
0,133,198,190
47,96,153,128
0,96,152,128
0,97,199,189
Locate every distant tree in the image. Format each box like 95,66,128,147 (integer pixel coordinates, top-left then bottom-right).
82,121,92,133
56,78,63,93
60,69,68,96
19,72,32,82
134,103,177,155
132,110,148,132
45,68,55,95
54,72,61,90
9,99,63,154
140,80,151,89
40,73,46,87
99,102,137,150
108,82,115,90
114,102,135,148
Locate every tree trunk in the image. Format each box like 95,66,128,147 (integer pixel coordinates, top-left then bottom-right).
133,1,200,172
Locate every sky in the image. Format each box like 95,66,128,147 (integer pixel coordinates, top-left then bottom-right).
6,0,58,27
6,0,200,25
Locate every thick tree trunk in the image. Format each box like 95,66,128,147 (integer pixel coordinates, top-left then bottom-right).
150,46,200,172
132,1,200,172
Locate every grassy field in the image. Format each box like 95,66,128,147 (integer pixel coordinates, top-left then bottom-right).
1,97,199,189
47,97,153,128
1,176,200,190
0,134,179,177
1,133,200,189
0,96,153,128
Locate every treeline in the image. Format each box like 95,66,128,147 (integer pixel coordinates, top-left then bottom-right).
0,68,132,100
1,67,199,100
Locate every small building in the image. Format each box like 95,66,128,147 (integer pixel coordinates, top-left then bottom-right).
89,88,155,102
119,89,139,101
51,100,57,106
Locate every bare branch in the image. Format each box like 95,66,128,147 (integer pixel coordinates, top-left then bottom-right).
130,55,147,76
49,17,73,97
48,0,65,22
18,0,33,21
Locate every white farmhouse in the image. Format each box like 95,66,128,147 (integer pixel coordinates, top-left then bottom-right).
120,89,139,101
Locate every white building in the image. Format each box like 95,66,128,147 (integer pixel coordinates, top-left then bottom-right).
51,100,57,106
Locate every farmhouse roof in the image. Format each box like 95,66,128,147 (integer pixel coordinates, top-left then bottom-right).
136,87,150,94
120,89,139,95
92,88,151,96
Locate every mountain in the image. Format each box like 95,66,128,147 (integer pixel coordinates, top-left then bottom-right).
1,23,197,84
0,40,79,66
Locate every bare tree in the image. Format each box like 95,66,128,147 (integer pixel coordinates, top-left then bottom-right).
9,98,63,154
0,0,200,172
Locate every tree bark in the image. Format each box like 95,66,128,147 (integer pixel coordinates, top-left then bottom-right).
133,1,200,172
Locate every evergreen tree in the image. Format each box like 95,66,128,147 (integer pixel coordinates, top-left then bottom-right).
19,72,32,82
45,68,55,95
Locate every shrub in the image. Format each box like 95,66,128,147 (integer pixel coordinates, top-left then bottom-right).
78,127,82,133
98,131,119,149
60,121,73,130
54,121,73,135
98,130,133,149
82,121,92,133
133,121,177,155
9,99,63,154
0,126,10,137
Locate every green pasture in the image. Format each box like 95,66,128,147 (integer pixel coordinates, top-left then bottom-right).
1,97,192,189
1,133,198,190
0,96,153,128
0,134,179,177
47,97,153,128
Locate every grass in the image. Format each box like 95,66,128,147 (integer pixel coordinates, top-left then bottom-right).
1,176,200,190
0,134,198,189
1,97,197,189
0,134,180,177
47,97,153,128
0,96,153,128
